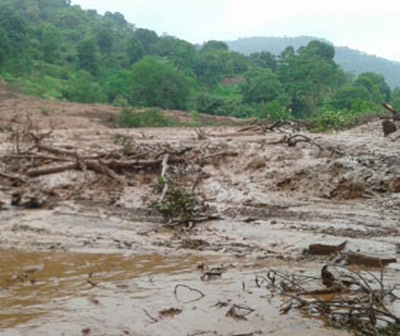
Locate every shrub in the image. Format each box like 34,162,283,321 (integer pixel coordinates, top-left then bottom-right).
116,108,181,128
152,187,198,223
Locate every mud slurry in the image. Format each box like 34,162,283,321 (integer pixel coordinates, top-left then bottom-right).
0,250,352,336
0,94,400,334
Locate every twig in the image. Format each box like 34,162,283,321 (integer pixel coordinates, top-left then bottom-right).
174,284,205,302
143,309,158,323
160,154,169,201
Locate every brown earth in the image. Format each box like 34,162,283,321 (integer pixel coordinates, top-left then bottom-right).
0,86,399,335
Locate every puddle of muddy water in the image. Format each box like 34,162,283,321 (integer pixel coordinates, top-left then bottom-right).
0,250,350,336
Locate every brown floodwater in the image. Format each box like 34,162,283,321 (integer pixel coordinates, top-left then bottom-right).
0,250,350,336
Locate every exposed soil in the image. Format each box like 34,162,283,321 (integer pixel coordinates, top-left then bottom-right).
0,86,399,335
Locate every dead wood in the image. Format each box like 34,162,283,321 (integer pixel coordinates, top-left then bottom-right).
346,253,397,267
87,161,122,181
286,134,325,151
258,265,400,335
3,154,72,162
382,102,399,118
160,154,169,201
37,143,80,156
306,241,347,255
0,170,26,183
198,151,238,163
26,163,77,177
226,304,255,321
143,308,159,323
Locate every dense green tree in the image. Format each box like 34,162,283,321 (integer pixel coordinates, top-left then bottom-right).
355,72,391,103
391,88,400,110
279,46,295,60
96,25,114,55
241,68,284,104
104,70,131,103
0,5,27,48
330,86,371,110
299,40,335,61
202,40,228,52
127,56,191,109
0,0,395,129
194,50,247,85
169,40,197,72
62,70,107,103
104,11,127,26
278,41,338,116
77,38,98,75
0,27,11,65
248,51,277,71
40,23,61,62
134,28,159,53
125,36,144,65
151,35,182,56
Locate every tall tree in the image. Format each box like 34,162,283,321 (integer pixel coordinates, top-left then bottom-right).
40,23,61,63
77,38,98,75
127,56,191,109
125,36,144,65
355,72,391,103
0,26,11,66
96,25,114,55
241,67,284,103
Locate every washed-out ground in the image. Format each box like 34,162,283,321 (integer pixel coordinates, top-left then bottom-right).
0,87,399,335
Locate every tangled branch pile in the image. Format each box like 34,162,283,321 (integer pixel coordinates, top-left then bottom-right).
0,120,232,225
257,266,400,335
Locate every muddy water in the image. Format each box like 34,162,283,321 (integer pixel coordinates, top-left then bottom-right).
0,250,349,336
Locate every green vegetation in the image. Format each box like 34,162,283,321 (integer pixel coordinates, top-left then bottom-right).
228,36,400,89
0,0,398,131
152,187,198,224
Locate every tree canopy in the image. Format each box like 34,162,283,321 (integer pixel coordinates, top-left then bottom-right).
0,0,396,130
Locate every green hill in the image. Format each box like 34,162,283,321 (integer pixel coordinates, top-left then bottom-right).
0,0,399,129
227,36,400,89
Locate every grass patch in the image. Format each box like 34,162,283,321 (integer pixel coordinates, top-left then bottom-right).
116,108,182,128
40,107,51,116
309,106,387,132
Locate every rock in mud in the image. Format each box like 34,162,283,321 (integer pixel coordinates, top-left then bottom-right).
382,119,397,136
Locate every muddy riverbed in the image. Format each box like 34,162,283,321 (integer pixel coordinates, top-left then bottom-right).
0,90,399,335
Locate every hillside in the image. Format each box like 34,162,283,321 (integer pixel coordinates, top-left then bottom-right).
227,36,400,89
0,0,399,127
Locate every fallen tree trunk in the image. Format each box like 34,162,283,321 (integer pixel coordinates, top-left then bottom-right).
26,163,77,177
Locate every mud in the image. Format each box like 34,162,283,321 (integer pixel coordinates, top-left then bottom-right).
0,88,399,335
0,250,352,336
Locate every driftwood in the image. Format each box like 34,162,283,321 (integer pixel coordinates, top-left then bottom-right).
306,241,347,255
160,154,169,201
258,265,400,335
382,102,400,118
26,163,77,177
346,253,397,267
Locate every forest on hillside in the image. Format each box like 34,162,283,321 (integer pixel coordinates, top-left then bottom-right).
1,0,400,130
227,36,400,90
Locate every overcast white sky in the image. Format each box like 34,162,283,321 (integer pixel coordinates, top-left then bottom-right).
72,0,400,62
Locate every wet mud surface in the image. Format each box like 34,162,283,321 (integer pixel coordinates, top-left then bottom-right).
0,250,353,336
0,90,400,335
